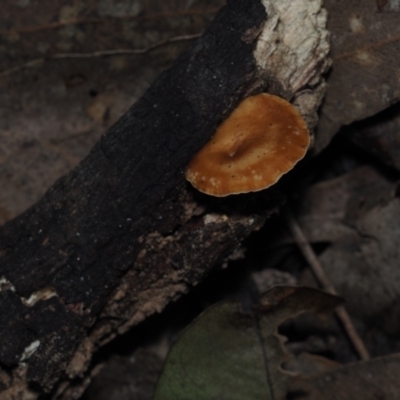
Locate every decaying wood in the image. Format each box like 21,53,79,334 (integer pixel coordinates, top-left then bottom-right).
0,0,330,398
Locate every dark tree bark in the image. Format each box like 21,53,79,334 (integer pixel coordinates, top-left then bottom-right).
0,0,329,398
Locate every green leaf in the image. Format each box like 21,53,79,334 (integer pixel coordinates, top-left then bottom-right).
154,286,341,400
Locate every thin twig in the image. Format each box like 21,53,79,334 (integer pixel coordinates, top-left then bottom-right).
0,59,45,78
53,33,202,58
282,204,370,361
333,33,400,62
0,33,202,78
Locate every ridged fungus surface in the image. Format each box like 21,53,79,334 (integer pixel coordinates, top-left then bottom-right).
185,93,310,196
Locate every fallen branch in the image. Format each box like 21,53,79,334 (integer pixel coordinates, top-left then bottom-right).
0,0,330,398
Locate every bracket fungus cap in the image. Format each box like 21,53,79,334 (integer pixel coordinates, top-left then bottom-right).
185,93,310,197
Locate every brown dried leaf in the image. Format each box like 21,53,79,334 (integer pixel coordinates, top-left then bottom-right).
316,0,400,151
297,166,400,325
350,104,400,172
289,353,400,400
297,166,396,243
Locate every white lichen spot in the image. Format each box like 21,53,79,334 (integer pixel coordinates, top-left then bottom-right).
23,286,58,306
353,100,366,113
20,340,40,363
356,50,374,65
204,214,228,225
349,15,364,33
0,276,16,292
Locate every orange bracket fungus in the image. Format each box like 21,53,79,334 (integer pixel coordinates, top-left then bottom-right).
185,93,310,197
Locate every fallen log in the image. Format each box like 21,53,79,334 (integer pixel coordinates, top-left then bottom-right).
0,0,329,397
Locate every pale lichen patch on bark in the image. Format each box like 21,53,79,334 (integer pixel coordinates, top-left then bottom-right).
0,276,58,307
252,0,330,137
0,276,16,292
19,341,41,364
255,0,330,94
22,286,58,307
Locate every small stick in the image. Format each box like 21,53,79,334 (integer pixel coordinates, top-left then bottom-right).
282,205,370,361
0,33,202,78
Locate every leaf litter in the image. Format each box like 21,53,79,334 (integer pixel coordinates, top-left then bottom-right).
316,0,400,151
154,286,341,400
1,1,400,399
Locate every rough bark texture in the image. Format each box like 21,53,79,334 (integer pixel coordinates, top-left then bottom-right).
0,0,329,398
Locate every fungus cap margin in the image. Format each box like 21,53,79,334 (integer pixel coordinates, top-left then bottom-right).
185,93,310,197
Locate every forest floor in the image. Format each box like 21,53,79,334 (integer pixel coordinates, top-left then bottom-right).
1,1,399,399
